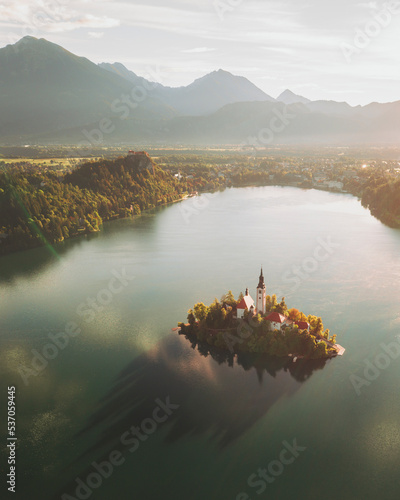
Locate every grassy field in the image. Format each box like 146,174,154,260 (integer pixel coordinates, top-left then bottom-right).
0,157,102,165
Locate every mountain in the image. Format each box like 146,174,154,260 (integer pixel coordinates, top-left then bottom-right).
306,100,356,116
277,91,355,117
2,37,400,146
0,37,174,139
100,64,275,116
277,89,310,105
59,97,400,146
99,62,163,89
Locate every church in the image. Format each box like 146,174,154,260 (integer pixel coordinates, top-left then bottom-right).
236,268,266,319
236,268,311,332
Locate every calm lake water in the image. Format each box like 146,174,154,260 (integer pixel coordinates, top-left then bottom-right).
1,186,400,500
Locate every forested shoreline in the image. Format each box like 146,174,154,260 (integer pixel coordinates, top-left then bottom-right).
1,153,399,256
0,155,186,255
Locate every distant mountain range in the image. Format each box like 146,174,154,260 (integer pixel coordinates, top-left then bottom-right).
1,36,400,146
99,63,275,116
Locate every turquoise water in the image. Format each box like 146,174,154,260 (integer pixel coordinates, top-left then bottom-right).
1,186,400,500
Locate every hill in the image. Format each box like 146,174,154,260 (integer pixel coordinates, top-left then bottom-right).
0,154,185,254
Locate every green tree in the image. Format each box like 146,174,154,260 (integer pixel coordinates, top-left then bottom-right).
221,290,236,306
187,309,196,326
193,302,209,322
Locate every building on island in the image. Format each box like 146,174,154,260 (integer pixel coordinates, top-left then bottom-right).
265,312,292,331
237,268,265,318
295,320,310,331
236,269,314,332
236,288,255,319
256,267,266,315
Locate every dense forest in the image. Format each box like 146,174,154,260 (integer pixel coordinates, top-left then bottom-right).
359,175,400,228
0,155,186,255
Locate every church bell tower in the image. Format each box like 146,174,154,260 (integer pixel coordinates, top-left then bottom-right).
256,267,266,315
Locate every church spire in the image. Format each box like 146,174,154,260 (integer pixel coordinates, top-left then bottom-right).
258,266,265,289
256,266,266,315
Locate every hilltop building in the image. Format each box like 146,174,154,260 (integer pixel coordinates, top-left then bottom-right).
127,150,155,175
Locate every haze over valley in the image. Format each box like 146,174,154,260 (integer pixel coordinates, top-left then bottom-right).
1,36,400,146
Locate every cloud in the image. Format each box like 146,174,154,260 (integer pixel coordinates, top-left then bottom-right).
44,15,120,33
182,47,216,53
88,31,105,38
357,1,379,9
0,2,119,34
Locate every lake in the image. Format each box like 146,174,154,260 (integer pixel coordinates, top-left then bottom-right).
1,186,400,500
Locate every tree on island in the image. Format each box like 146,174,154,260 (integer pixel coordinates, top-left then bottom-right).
194,302,209,322
265,294,278,312
288,308,308,322
187,309,196,326
220,290,236,307
274,297,288,315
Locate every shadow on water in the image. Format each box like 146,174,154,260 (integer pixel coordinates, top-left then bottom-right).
53,332,327,498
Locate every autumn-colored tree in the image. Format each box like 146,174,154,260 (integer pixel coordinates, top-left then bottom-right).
193,302,209,322
288,308,301,321
221,290,236,306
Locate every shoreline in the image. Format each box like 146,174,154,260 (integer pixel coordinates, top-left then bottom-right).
2,180,398,258
176,317,345,361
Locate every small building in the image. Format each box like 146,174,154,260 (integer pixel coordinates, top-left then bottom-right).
237,288,255,319
265,312,291,331
295,321,310,331
128,150,150,157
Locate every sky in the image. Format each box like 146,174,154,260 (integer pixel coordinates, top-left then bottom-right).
0,0,400,105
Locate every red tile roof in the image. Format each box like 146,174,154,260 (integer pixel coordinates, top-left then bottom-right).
237,295,254,310
265,312,288,324
295,321,310,330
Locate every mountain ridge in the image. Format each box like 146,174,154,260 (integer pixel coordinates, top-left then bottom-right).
99,63,275,116
1,37,400,146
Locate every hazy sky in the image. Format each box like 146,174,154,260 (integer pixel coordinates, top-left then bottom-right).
1,0,400,105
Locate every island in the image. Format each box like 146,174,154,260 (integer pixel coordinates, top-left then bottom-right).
178,268,345,360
